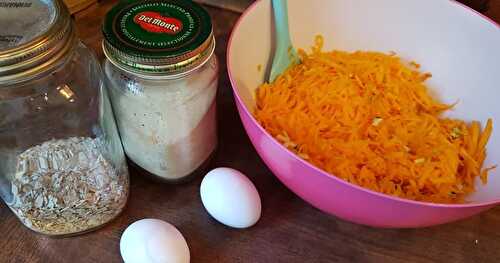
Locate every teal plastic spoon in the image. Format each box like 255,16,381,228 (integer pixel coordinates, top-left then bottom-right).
269,0,300,83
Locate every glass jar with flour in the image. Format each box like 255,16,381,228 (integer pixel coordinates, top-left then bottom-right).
0,0,129,236
102,0,218,182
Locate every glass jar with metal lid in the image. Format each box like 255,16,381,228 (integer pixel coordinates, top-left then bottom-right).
102,0,219,182
0,0,129,236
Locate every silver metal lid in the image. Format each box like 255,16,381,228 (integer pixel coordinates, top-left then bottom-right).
0,0,75,85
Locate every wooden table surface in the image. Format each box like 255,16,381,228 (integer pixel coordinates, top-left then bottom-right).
1,0,500,262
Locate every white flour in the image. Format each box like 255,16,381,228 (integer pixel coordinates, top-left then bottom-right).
106,56,218,180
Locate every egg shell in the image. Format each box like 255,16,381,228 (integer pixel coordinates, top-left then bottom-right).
120,219,190,263
200,167,262,228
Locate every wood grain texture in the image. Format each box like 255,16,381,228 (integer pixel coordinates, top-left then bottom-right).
1,0,500,262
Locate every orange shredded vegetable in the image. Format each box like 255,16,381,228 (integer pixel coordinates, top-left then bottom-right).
255,35,496,203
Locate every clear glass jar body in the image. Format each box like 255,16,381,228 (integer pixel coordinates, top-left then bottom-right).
0,42,129,236
104,55,219,182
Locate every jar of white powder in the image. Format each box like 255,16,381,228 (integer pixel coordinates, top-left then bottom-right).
102,0,218,182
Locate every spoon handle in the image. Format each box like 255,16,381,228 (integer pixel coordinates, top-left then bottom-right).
272,0,292,51
269,0,299,82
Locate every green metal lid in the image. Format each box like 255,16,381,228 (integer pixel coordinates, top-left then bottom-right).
102,0,214,76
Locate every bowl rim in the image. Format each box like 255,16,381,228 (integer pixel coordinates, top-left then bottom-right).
227,0,500,208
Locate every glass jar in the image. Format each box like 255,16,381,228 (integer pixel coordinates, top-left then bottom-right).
102,0,219,182
0,0,129,236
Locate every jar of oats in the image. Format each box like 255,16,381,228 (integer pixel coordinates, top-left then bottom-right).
0,0,129,236
102,0,219,182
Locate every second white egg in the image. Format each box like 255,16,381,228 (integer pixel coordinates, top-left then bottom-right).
200,167,262,228
120,219,190,263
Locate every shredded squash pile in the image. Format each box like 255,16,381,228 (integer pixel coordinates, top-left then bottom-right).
255,36,495,203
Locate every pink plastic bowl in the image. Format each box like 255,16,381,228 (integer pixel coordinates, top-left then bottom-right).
228,0,500,228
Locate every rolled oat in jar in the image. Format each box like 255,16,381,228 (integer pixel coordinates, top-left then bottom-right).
102,0,218,182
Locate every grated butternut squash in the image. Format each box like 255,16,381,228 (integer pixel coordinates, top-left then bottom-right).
255,35,496,203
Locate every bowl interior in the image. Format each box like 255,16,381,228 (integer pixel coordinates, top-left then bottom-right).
228,0,500,203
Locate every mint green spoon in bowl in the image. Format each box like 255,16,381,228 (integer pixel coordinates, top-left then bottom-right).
269,0,300,83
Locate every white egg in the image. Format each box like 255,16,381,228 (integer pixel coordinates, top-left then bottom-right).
200,167,262,228
120,219,190,263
